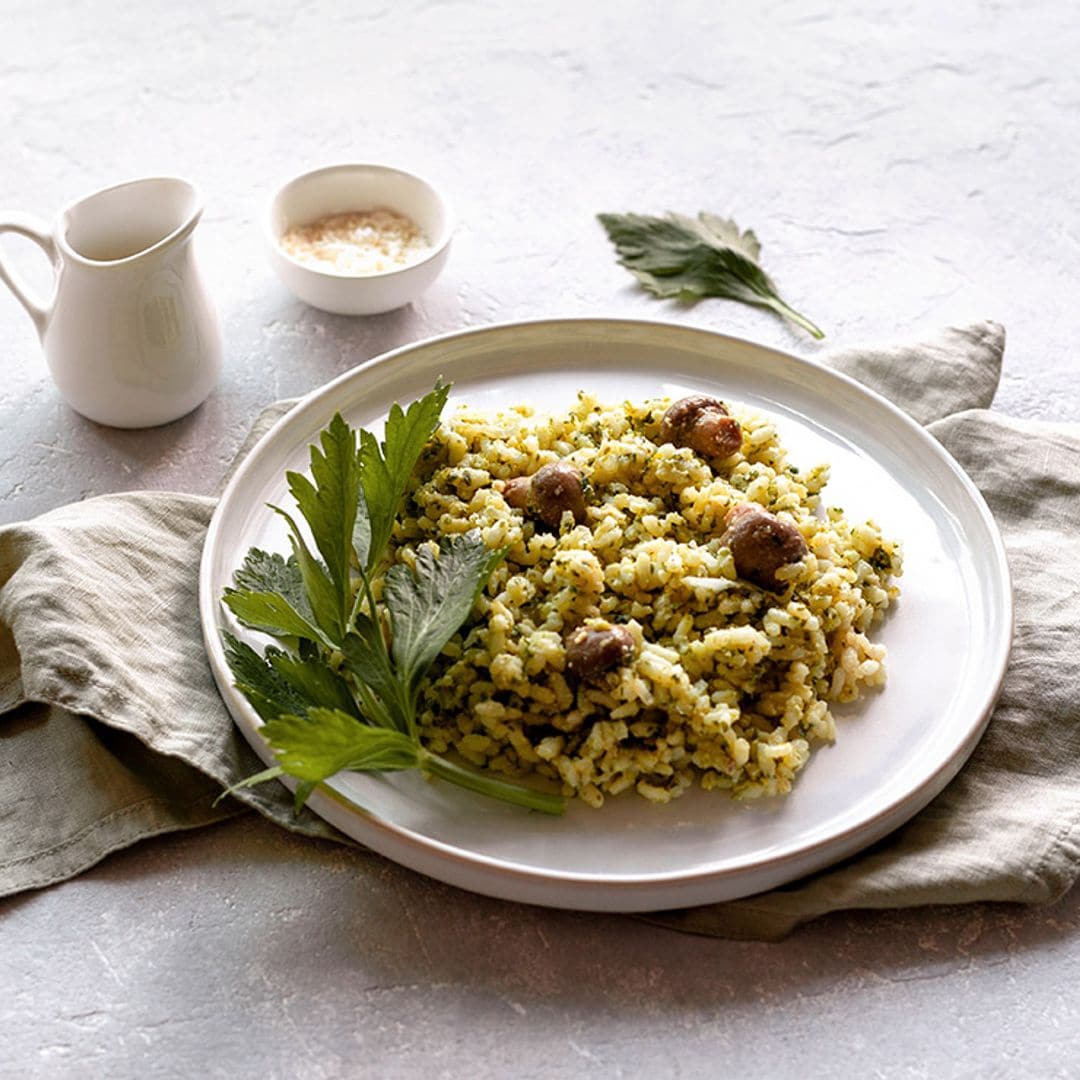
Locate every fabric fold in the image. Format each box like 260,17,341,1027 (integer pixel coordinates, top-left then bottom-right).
0,492,346,898
824,320,1004,426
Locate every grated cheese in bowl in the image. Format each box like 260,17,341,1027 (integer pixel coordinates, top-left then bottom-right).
279,208,432,276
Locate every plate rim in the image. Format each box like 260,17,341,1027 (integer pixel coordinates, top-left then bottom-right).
199,316,1013,908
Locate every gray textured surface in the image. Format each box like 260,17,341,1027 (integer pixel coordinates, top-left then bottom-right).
2,1,1079,1076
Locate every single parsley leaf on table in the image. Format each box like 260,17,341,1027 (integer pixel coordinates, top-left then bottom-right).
597,210,824,339
219,383,565,817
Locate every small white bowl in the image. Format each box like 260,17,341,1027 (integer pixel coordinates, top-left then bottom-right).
265,163,453,315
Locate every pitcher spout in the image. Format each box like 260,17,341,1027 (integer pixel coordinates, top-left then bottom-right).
59,176,203,267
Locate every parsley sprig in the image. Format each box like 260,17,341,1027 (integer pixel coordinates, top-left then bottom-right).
220,383,565,816
598,210,824,339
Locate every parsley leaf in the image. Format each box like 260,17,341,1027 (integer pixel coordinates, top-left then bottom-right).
597,210,824,339
341,615,411,732
285,413,360,629
230,549,312,622
268,652,361,719
383,533,505,706
221,634,359,723
222,633,310,721
270,505,344,645
222,589,328,647
262,708,421,781
356,381,450,573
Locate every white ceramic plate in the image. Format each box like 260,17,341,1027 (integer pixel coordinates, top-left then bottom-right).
200,319,1012,912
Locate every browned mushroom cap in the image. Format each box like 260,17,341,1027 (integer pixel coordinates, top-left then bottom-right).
528,463,588,528
565,623,636,680
659,395,743,461
720,503,808,591
502,476,531,510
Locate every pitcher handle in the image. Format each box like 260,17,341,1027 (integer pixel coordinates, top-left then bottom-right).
0,213,56,337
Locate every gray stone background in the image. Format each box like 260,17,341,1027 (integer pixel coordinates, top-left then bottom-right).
2,1,1078,1076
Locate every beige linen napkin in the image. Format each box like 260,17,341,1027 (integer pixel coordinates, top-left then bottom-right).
3,320,1075,940
0,408,348,897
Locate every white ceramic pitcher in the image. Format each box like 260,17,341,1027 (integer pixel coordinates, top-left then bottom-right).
0,176,222,428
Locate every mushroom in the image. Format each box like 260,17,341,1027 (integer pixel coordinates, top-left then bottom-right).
720,503,808,591
659,395,743,461
527,462,588,528
502,475,531,510
565,623,636,680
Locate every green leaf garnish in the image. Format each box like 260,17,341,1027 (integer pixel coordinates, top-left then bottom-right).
356,380,450,573
384,534,506,704
212,764,286,807
285,413,359,627
268,651,361,719
221,382,565,817
341,615,411,732
222,590,327,647
597,210,824,339
262,708,421,781
270,505,343,645
230,549,313,622
222,633,310,721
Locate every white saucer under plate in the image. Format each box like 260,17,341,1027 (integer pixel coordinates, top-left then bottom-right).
199,318,1012,912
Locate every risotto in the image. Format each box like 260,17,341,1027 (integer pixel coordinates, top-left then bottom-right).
387,392,902,808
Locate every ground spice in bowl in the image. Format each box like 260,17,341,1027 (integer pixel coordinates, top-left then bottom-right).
279,208,432,276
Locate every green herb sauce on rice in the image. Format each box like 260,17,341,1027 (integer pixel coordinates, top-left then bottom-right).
389,392,902,808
